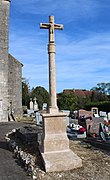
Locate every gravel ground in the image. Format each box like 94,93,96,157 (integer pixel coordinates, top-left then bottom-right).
35,140,110,180
1,122,110,180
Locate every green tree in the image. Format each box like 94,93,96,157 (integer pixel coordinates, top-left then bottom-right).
91,82,109,94
57,92,78,111
22,78,30,106
90,90,108,102
30,86,49,110
76,93,91,109
106,83,110,95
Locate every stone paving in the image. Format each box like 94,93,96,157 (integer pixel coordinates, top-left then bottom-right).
0,122,32,180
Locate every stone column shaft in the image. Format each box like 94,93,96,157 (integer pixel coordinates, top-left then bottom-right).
48,43,58,113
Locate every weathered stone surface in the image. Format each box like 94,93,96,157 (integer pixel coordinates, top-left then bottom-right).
1,122,110,180
8,54,23,118
78,109,92,118
40,16,82,172
40,112,69,153
40,16,63,112
90,117,104,134
0,0,10,122
0,1,23,122
40,112,82,172
42,150,82,172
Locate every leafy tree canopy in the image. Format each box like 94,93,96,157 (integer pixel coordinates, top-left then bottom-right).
90,90,108,102
57,92,78,111
30,86,49,110
91,82,110,95
22,78,30,106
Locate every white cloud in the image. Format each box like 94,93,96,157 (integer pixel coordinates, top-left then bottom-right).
12,0,100,22
9,0,110,92
9,29,110,92
55,32,110,91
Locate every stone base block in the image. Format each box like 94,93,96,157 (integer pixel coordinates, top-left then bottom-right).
42,149,82,172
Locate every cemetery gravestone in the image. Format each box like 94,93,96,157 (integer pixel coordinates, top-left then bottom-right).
33,97,38,112
91,107,99,117
99,111,107,117
108,112,110,120
29,98,33,110
36,112,42,125
42,103,47,111
90,117,104,135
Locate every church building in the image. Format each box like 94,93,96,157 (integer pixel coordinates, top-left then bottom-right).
0,0,23,122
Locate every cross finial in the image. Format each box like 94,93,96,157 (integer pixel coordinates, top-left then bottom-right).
40,15,63,43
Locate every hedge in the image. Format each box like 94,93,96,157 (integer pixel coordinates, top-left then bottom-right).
85,101,110,113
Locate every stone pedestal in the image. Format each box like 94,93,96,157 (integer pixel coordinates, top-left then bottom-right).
40,112,82,172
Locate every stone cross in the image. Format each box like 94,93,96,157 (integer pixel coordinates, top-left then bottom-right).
39,16,82,172
40,16,63,43
40,16,63,113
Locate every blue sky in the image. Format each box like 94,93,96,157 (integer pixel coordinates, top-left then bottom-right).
9,0,110,93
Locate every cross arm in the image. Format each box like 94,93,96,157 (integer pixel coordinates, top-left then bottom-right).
4,0,11,2
40,23,50,29
54,24,64,30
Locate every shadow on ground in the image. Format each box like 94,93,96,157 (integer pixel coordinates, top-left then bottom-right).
0,141,9,150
